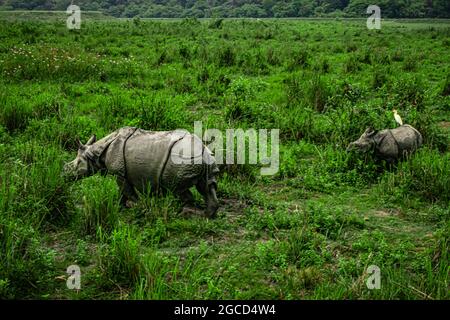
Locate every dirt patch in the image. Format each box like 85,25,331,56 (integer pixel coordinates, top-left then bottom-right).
47,231,74,263
180,196,248,218
220,198,247,217
438,121,450,130
372,209,401,217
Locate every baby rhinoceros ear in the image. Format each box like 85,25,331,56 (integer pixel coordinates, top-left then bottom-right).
76,138,84,149
86,135,97,146
363,127,376,137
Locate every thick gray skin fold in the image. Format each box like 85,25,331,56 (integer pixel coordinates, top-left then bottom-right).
65,127,220,218
347,124,423,163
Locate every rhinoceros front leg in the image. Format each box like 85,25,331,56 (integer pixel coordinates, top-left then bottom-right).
116,176,137,208
206,185,219,218
196,182,219,218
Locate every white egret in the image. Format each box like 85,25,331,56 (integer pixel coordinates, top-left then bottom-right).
393,109,403,126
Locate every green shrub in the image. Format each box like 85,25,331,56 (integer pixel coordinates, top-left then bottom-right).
1,143,70,226
283,228,329,267
442,73,450,96
402,55,417,72
379,148,450,203
344,55,362,73
285,72,332,112
0,94,32,132
135,93,190,131
98,224,142,285
217,45,236,67
130,189,181,225
307,75,332,112
224,77,267,122
307,204,365,240
372,68,388,89
0,216,56,298
71,175,121,236
287,48,310,71
390,75,425,109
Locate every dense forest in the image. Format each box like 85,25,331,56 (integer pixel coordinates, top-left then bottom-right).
0,0,449,18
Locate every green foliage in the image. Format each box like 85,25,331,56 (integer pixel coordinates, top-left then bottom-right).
217,45,236,67
0,215,57,298
130,188,182,226
0,92,32,132
98,224,172,298
224,77,267,122
70,175,121,236
98,224,143,285
442,73,450,96
135,94,191,131
284,228,329,267
307,203,365,240
380,148,450,204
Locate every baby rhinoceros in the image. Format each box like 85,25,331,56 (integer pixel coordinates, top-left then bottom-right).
347,124,423,163
63,127,220,218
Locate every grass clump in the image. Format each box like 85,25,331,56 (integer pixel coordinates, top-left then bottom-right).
70,176,121,236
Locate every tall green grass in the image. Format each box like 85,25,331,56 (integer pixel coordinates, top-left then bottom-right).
70,175,121,236
379,148,450,204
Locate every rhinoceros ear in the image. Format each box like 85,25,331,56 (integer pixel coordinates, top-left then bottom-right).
86,135,97,146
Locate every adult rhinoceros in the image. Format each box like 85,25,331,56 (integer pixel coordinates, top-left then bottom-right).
64,127,220,218
346,124,423,164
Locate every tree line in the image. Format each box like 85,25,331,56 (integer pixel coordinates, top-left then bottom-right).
0,0,449,18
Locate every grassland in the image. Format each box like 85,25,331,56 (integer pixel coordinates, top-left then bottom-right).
0,15,449,299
